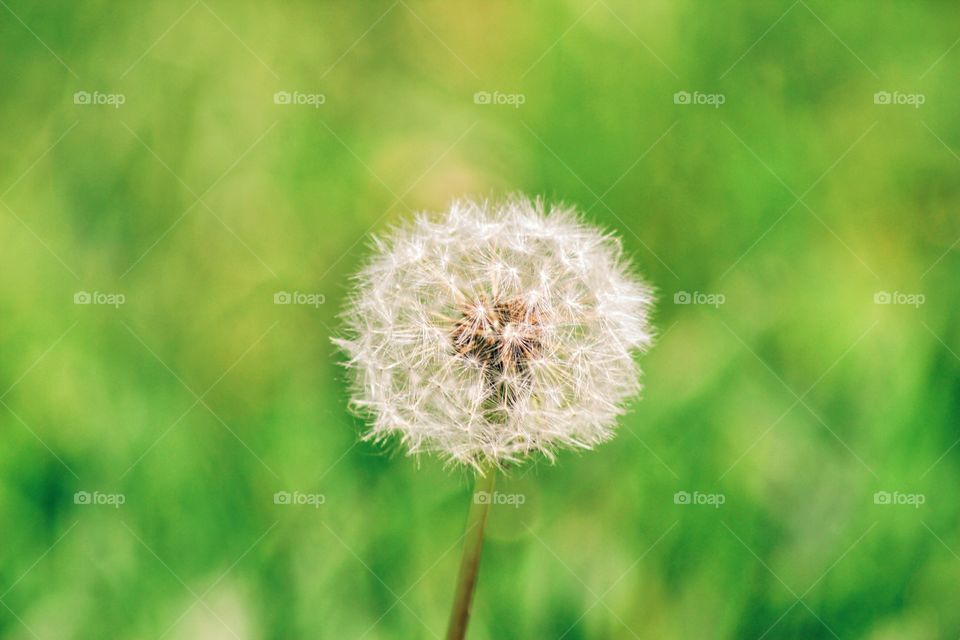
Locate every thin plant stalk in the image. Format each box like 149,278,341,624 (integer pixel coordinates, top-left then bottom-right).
445,469,496,640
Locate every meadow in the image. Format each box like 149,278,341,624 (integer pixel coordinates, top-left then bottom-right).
1,1,959,638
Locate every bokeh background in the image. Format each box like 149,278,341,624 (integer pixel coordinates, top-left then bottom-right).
2,1,959,638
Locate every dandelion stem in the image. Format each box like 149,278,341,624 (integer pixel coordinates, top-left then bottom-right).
445,469,496,640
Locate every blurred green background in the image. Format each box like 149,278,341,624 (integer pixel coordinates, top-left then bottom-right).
2,1,959,638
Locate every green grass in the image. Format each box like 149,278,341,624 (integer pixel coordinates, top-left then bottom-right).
2,1,959,638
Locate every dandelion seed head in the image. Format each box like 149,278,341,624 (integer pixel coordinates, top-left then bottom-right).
334,197,655,469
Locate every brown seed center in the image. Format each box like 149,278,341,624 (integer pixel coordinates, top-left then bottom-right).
451,295,543,378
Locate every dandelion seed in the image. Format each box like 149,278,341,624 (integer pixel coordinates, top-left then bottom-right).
334,196,655,469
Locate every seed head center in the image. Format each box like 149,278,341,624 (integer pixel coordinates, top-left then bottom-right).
451,295,543,375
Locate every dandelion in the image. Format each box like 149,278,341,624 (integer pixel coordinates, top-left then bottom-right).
334,196,654,639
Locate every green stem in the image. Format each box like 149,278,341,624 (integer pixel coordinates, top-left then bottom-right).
445,469,496,640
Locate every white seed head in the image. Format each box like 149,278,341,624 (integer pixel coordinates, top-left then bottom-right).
334,197,655,469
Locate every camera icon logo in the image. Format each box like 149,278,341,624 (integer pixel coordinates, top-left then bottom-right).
873,291,891,305
274,291,292,304
273,491,292,505
474,491,492,504
873,491,892,505
673,491,691,505
74,291,92,304
74,491,91,504
473,91,492,105
674,291,691,304
673,91,691,105
273,91,291,105
73,91,91,105
874,91,892,105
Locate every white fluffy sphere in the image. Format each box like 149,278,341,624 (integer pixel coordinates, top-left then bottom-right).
334,197,655,468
